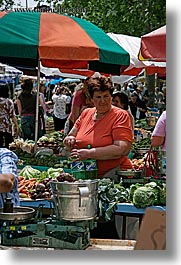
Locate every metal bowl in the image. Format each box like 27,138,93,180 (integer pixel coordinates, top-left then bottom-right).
0,206,35,221
116,170,142,177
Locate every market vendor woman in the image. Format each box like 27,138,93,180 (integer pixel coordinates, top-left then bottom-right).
63,75,133,178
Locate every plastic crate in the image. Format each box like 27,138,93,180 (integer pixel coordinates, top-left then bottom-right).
71,169,98,180
17,164,71,173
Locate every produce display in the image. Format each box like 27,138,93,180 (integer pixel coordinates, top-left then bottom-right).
18,166,75,199
132,137,151,151
130,158,145,170
16,149,71,168
9,131,66,155
14,116,165,226
95,178,166,222
134,118,154,131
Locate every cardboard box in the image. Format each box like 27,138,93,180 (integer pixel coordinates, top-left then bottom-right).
134,208,166,250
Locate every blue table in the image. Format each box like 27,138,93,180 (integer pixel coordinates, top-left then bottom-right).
114,203,166,239
20,199,52,208
20,200,166,239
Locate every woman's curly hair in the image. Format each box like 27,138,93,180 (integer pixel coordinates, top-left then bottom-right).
84,75,114,99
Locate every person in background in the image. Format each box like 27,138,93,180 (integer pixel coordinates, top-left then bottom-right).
64,81,94,134
141,82,149,105
121,82,131,99
0,84,19,148
154,86,160,106
112,91,135,134
45,83,54,103
135,84,144,100
16,78,43,141
68,82,77,96
151,110,166,151
64,86,73,115
39,83,47,135
113,83,121,92
44,83,55,116
157,86,166,115
52,85,71,131
112,91,134,170
0,148,20,208
63,75,133,179
129,91,147,120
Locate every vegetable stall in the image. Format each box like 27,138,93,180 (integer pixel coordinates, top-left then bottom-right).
0,117,166,250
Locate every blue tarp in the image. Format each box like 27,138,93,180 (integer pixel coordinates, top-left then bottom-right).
45,77,63,87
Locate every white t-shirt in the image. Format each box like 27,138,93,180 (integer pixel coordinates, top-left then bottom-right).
52,94,71,119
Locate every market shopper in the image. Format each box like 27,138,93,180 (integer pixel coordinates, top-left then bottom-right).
39,83,47,135
64,82,94,134
16,78,43,141
121,82,131,99
151,110,166,151
157,86,166,115
0,84,19,148
112,91,134,170
63,75,133,178
129,91,147,120
112,91,135,134
0,148,19,207
52,85,71,131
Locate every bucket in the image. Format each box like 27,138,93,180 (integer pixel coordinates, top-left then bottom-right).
50,180,99,221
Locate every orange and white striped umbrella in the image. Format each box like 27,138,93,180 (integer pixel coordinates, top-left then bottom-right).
0,11,130,75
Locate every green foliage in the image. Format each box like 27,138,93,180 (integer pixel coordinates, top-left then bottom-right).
1,0,166,36
0,0,14,9
159,183,166,205
60,0,166,36
98,178,129,221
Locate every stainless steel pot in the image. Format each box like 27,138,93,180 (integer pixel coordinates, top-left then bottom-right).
50,180,98,221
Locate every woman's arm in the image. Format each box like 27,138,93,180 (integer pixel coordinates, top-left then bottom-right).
39,94,45,110
0,173,15,193
16,99,22,116
151,135,165,148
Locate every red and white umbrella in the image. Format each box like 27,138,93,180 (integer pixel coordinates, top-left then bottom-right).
107,33,166,76
138,25,166,62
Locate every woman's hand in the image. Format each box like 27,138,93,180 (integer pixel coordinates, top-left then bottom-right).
70,148,90,161
63,135,76,151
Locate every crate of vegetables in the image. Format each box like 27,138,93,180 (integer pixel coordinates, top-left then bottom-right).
18,166,75,200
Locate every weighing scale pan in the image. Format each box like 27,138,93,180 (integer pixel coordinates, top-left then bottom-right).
117,170,142,177
0,207,35,221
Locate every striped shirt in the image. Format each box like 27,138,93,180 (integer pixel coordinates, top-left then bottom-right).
0,148,20,208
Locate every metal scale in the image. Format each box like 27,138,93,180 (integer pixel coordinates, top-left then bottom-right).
0,179,98,250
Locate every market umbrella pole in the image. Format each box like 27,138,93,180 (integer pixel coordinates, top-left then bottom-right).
34,58,41,153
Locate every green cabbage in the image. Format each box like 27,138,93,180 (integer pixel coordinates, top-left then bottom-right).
133,186,156,208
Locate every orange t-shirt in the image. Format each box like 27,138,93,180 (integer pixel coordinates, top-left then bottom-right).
74,106,133,178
